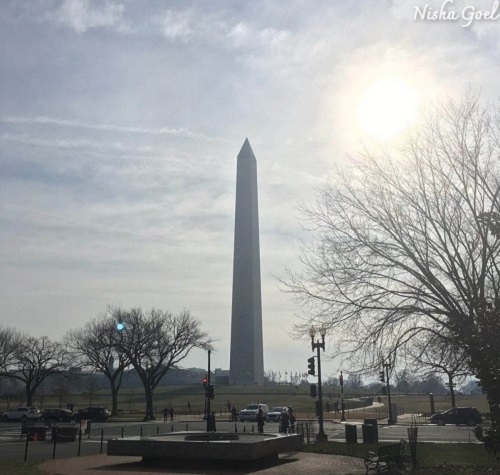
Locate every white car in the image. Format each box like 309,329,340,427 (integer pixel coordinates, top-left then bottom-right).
266,406,289,423
239,403,269,422
2,407,42,422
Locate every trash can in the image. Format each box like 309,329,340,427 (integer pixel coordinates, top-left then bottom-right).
27,426,48,441
362,418,378,444
345,424,357,444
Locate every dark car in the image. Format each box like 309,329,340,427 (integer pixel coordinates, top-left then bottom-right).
429,407,482,426
74,407,110,422
42,408,74,422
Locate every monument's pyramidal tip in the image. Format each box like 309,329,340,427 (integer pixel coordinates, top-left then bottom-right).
238,138,255,159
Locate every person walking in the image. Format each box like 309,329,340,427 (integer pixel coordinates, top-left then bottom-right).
163,406,169,422
231,406,238,422
280,410,289,434
169,407,174,422
209,411,216,432
257,408,265,433
288,409,296,434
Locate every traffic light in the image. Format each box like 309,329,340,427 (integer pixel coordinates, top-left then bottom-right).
207,384,215,399
307,357,316,376
203,375,208,388
310,383,317,398
339,372,343,386
379,370,385,383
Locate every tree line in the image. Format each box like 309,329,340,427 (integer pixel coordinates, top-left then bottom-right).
0,307,211,420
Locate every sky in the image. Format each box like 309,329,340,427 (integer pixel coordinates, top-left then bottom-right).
1,0,500,381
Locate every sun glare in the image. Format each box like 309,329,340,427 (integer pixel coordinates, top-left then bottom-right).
358,78,418,140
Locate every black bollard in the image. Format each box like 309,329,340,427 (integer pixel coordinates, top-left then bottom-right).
235,423,237,433
140,426,143,437
157,425,159,435
52,433,57,459
121,427,124,438
24,435,29,462
78,425,82,457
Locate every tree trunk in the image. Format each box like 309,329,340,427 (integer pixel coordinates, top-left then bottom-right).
144,386,155,420
111,385,118,416
26,386,34,407
447,375,456,408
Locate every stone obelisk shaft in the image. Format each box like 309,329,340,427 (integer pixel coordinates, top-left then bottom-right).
229,138,264,385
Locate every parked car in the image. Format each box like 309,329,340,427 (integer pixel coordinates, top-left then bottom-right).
239,403,269,422
1,407,42,422
429,407,482,426
74,407,110,422
266,406,289,423
41,408,74,422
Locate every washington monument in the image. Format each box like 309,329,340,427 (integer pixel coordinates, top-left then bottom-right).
229,138,264,385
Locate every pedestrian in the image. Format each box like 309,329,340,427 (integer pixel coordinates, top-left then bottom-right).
280,410,289,434
187,401,191,413
209,411,216,432
288,409,296,434
333,400,339,414
325,401,331,413
227,400,231,412
163,406,168,422
257,408,265,433
231,406,238,422
170,407,174,422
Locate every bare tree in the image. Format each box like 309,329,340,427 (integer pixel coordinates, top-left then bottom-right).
66,315,131,416
408,332,470,407
110,307,211,420
0,326,21,370
2,336,68,406
286,94,500,436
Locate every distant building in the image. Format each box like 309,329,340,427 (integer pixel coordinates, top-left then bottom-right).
214,368,230,385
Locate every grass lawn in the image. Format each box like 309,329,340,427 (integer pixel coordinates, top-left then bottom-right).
305,441,500,474
0,462,44,474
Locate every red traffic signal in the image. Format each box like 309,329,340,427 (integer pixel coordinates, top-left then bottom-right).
203,375,208,388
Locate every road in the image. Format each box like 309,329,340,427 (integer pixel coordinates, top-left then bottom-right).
0,418,483,464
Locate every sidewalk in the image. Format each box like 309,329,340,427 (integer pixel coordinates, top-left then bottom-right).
38,452,366,475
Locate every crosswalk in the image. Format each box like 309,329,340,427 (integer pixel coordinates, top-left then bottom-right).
0,427,23,441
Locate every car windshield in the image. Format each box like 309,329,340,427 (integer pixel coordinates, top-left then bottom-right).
270,407,285,412
246,405,259,410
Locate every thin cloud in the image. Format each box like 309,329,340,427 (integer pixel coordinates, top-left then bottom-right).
1,116,210,139
47,0,125,33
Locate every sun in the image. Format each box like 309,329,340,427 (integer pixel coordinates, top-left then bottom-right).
358,78,418,140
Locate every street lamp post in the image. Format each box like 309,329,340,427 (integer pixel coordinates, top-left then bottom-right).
383,360,395,425
340,370,346,422
309,326,327,442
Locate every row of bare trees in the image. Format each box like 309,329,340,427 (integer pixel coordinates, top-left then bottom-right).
0,307,211,420
286,93,500,453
